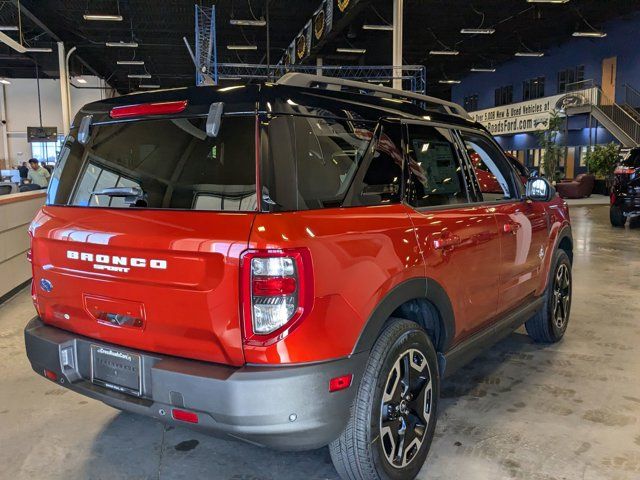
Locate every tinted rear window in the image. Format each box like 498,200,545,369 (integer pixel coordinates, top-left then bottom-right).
48,116,256,211
262,114,374,211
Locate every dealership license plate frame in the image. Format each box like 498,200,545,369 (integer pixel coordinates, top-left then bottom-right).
90,344,142,397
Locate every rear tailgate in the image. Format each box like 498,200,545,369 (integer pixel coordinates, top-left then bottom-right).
31,206,253,365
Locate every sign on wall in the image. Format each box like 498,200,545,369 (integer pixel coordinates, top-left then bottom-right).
470,88,597,136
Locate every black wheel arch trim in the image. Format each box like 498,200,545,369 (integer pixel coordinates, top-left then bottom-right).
352,277,456,356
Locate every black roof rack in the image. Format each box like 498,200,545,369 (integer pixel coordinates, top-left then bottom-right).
276,73,471,119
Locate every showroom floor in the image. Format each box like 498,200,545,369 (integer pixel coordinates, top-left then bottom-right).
1,203,639,480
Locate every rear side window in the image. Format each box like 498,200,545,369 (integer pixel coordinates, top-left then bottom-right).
47,116,256,211
263,114,374,210
405,124,468,208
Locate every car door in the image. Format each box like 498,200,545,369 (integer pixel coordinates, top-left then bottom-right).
403,121,502,341
458,129,549,314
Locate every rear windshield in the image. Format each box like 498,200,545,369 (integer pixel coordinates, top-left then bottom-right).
47,115,256,211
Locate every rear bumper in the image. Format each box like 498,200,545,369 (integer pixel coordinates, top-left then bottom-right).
24,317,367,450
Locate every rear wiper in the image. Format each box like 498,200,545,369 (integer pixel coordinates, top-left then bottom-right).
92,187,147,206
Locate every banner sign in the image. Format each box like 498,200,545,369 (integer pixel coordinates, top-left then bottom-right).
470,88,597,136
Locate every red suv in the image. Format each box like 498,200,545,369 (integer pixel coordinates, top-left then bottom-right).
25,74,573,480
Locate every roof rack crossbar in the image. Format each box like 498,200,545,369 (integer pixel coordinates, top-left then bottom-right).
276,73,471,119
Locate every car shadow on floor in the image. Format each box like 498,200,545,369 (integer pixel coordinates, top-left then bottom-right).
81,329,557,480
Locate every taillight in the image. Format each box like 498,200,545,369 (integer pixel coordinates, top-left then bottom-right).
240,249,313,346
614,166,636,175
110,100,188,119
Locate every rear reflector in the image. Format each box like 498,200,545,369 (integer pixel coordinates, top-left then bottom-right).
110,100,188,119
329,374,353,392
252,276,297,296
171,408,199,424
43,369,58,381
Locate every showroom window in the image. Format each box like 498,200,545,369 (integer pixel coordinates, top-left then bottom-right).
463,94,479,111
31,135,65,164
558,66,586,93
522,77,545,101
405,125,468,208
494,85,513,107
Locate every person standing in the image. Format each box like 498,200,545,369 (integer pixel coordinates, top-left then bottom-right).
27,158,50,188
18,162,28,182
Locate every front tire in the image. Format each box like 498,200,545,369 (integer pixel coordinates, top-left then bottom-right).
610,205,626,227
525,249,572,343
330,319,439,480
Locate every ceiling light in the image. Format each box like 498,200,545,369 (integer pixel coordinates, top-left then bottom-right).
219,75,242,80
573,31,607,38
75,77,87,84
336,47,366,54
0,26,18,31
139,84,160,89
470,67,496,72
0,79,11,85
25,47,53,53
363,24,394,31
526,0,569,3
460,28,495,34
106,41,138,48
439,80,461,84
515,51,544,57
128,73,152,79
227,45,257,50
229,19,266,27
83,14,123,21
117,60,145,65
430,50,459,56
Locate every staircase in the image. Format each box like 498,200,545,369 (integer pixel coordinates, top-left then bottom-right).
565,86,640,147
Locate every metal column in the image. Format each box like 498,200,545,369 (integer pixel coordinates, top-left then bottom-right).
58,42,71,136
0,85,9,168
392,0,403,90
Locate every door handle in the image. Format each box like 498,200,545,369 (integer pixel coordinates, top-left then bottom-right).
433,234,461,250
503,221,521,234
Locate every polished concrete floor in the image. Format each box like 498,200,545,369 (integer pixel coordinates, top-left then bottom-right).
1,204,639,480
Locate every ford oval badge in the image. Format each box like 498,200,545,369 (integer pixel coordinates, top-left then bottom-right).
40,279,53,293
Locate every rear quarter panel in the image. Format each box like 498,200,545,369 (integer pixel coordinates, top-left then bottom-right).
244,204,423,364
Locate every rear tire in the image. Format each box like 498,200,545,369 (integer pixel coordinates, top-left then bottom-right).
610,205,626,227
525,249,572,343
330,319,439,480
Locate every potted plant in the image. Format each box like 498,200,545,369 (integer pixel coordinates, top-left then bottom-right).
585,142,621,193
535,110,565,183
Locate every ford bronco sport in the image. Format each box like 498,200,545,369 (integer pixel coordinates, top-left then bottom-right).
25,74,573,480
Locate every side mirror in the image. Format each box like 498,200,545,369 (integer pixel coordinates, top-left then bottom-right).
206,102,224,137
526,177,555,202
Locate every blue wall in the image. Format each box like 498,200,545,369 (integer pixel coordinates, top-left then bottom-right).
494,127,615,151
452,12,640,108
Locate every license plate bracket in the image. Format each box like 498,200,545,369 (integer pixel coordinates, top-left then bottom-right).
91,345,142,397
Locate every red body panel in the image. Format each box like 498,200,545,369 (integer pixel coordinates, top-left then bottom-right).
407,205,501,340
30,206,254,366
243,204,423,364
